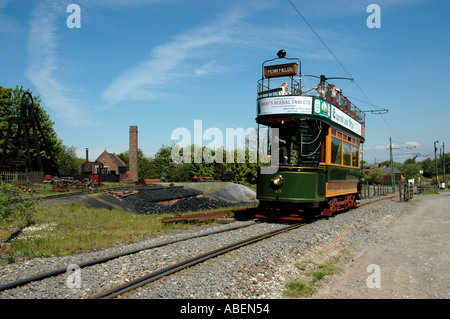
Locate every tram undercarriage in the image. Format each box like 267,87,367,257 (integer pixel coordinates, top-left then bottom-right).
256,193,359,221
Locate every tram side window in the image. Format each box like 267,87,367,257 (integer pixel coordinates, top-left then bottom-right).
352,145,359,167
331,137,341,164
343,142,351,166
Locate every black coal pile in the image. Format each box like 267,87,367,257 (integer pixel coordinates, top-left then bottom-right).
166,196,234,214
100,186,235,215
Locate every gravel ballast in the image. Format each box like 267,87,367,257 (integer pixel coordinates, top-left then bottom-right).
0,193,423,299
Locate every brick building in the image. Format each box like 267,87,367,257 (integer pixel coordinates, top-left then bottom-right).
379,165,405,184
363,163,405,184
94,150,127,182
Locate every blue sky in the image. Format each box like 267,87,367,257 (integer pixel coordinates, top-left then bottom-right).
1,0,449,164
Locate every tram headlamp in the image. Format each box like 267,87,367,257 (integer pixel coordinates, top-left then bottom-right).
272,175,283,186
277,49,286,58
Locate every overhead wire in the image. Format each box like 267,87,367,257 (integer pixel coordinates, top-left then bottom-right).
380,114,406,144
287,0,377,109
286,0,408,148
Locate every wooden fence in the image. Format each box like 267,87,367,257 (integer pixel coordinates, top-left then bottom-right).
360,183,393,199
399,183,414,201
0,171,44,184
360,182,415,202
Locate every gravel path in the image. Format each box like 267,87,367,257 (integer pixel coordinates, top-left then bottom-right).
1,193,447,300
313,192,450,299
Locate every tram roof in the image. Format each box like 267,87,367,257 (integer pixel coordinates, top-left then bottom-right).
256,52,366,141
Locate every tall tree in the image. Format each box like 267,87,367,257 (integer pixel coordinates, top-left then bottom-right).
118,148,154,181
55,144,80,176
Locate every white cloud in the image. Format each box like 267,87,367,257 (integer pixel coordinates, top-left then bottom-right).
405,141,419,148
99,0,360,106
25,1,87,126
101,7,245,105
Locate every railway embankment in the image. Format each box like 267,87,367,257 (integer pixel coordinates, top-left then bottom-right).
0,188,447,299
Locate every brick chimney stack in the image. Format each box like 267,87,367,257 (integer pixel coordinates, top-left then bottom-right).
129,126,138,182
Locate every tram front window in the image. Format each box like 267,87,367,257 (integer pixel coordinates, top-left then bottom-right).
262,119,323,167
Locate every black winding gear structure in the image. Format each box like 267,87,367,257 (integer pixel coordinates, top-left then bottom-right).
0,92,60,177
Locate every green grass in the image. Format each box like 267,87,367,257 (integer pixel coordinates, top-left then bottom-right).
0,197,221,263
284,280,315,297
421,188,439,195
284,255,343,298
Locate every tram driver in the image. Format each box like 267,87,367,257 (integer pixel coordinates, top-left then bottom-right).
268,135,289,165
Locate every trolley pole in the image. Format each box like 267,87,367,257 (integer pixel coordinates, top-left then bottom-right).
389,137,395,192
434,140,439,188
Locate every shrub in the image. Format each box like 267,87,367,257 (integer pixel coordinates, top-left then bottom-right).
0,182,39,224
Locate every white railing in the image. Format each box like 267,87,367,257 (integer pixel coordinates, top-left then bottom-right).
257,75,365,125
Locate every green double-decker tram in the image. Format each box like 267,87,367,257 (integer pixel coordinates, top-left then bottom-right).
256,50,365,221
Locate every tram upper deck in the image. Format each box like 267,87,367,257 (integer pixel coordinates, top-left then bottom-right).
256,61,365,141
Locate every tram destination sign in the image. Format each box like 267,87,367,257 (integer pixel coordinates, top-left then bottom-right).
264,63,298,78
331,105,364,138
313,98,363,138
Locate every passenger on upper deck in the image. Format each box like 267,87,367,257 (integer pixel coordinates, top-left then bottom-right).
335,88,341,106
342,95,350,113
315,83,325,98
279,82,289,96
325,84,336,103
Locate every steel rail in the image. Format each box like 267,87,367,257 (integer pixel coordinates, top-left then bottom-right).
90,222,304,299
358,193,398,206
0,214,262,293
0,194,397,294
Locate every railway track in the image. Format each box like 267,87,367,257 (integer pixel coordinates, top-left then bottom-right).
90,195,396,299
0,193,398,299
89,222,304,299
90,194,398,299
0,213,261,294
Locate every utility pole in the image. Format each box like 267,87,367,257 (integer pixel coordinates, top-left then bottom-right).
443,142,446,188
389,137,395,192
434,141,439,188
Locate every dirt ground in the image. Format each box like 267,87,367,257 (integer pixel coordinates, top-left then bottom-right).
314,192,450,299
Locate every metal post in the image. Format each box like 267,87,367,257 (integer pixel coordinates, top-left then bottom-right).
390,137,396,191
443,143,446,188
434,141,439,188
